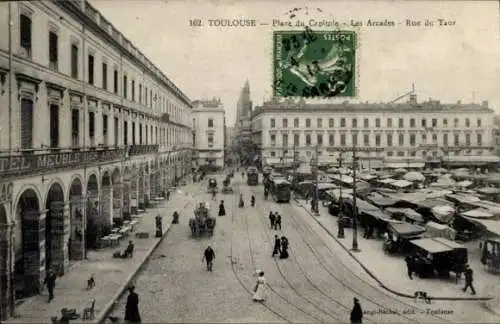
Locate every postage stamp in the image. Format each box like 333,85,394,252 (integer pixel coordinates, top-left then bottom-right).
273,29,357,98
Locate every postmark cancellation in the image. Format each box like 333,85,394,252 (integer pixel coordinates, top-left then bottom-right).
273,28,357,99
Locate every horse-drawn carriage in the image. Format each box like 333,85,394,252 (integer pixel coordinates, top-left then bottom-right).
207,178,218,193
189,202,216,237
222,176,233,193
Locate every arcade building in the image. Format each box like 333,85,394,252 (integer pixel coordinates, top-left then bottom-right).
0,0,193,319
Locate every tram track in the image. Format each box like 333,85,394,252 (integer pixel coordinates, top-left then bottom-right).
246,184,453,323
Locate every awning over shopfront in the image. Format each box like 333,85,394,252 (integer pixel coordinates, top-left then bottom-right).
443,155,500,165
385,162,425,169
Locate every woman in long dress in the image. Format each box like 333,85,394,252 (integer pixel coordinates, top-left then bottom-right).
218,200,226,216
253,271,267,302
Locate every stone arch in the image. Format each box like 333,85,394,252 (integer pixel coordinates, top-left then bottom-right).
122,167,133,219
68,178,84,260
43,177,66,206
112,168,121,185
111,168,122,225
138,165,146,210
14,188,42,298
0,204,8,321
87,173,99,194
44,182,65,275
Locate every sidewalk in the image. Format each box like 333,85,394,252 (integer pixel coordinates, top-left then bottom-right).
293,198,496,301
7,182,201,324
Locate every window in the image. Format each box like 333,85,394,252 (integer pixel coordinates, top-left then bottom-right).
139,84,142,103
432,133,437,143
139,124,143,144
317,118,322,128
49,31,58,71
306,151,312,158
102,114,108,145
317,134,323,146
397,151,405,157
387,134,393,146
49,104,59,148
375,118,380,128
208,119,214,127
20,14,32,58
397,118,403,128
477,134,482,146
113,69,119,94
305,134,311,145
150,90,153,107
340,134,346,146
363,134,369,146
454,118,459,127
410,134,416,146
270,134,276,146
465,134,470,145
410,118,415,128
387,151,394,157
145,87,148,104
208,134,214,148
477,118,482,127
454,134,459,146
71,44,79,79
102,62,108,90
123,121,128,145
387,118,392,128
352,134,357,145
352,118,357,128
306,118,311,128
270,118,275,128
71,109,79,147
294,133,300,146
294,118,299,128
375,134,381,146
123,75,128,99
329,134,334,146
432,118,437,127
443,118,448,127
270,151,276,157
88,54,94,85
363,118,369,128
88,112,95,144
131,80,135,101
398,133,404,146
465,118,470,127
422,133,427,142
283,134,288,147
329,118,334,128
443,133,448,146
340,118,346,127
114,117,119,146
282,118,288,128
421,119,427,127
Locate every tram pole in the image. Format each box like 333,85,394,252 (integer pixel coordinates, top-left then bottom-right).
351,147,360,252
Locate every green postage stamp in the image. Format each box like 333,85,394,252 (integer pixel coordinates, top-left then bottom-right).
273,29,356,98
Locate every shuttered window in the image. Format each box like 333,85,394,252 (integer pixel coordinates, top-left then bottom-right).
88,112,95,138
20,99,34,149
49,104,59,148
123,121,128,145
71,109,79,147
114,117,119,145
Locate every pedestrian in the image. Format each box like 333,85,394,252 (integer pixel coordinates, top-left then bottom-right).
272,235,281,257
251,195,255,207
269,212,276,229
350,297,363,324
239,194,244,208
275,214,282,230
252,271,267,302
203,245,215,272
124,285,141,324
280,236,289,259
44,269,57,302
218,200,226,216
462,264,476,295
404,255,414,280
166,190,170,201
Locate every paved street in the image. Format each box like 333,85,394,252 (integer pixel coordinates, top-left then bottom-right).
105,174,499,323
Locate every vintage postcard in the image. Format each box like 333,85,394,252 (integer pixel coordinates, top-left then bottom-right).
0,0,500,323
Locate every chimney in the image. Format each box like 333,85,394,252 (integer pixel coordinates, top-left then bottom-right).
482,100,488,108
409,94,417,104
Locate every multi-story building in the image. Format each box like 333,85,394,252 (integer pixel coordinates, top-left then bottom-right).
234,81,255,165
493,116,500,156
0,1,193,319
192,98,225,168
252,95,499,169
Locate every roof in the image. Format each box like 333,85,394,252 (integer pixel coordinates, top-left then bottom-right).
476,187,500,195
389,222,426,237
385,208,424,222
461,208,495,219
391,180,413,188
272,179,291,185
433,237,465,249
317,183,338,190
411,238,454,254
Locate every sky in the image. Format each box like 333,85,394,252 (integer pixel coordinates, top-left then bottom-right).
90,0,500,125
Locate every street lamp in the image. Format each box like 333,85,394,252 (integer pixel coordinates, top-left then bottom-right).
337,151,345,239
351,148,360,252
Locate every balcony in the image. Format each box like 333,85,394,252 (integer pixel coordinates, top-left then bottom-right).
128,144,159,156
0,147,128,178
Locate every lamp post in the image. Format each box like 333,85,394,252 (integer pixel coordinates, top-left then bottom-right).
314,145,320,215
351,148,360,252
337,150,345,238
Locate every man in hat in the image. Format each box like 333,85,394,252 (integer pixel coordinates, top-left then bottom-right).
124,285,141,323
203,245,215,272
350,297,363,324
44,269,57,302
272,235,281,257
269,212,276,229
463,264,476,295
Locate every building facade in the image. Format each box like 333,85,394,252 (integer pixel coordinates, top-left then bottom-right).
252,95,498,169
192,98,225,168
0,1,193,319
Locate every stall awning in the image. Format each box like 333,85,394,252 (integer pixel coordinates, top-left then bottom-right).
386,162,425,169
379,178,395,184
391,180,413,188
476,187,500,195
463,216,500,237
446,193,481,205
385,207,424,223
367,193,398,207
461,208,495,219
411,238,454,253
389,222,426,238
444,155,500,165
425,221,457,240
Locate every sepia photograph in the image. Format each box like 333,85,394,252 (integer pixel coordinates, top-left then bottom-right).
1,0,500,323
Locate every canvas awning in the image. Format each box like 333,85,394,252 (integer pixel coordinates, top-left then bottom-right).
367,193,398,207
446,193,481,205
386,163,425,169
411,238,454,254
476,187,500,195
444,156,500,164
461,208,495,219
379,178,395,184
425,221,457,240
389,222,426,238
391,180,413,188
463,216,500,237
385,207,424,223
